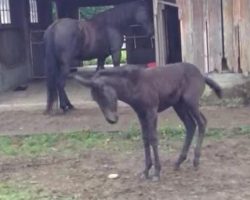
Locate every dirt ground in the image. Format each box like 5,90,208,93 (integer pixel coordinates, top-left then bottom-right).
0,134,250,200
0,105,250,136
0,105,250,199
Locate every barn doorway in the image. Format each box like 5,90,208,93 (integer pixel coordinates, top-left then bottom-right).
163,4,182,63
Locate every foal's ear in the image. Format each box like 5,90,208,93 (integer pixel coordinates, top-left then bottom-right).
72,74,94,88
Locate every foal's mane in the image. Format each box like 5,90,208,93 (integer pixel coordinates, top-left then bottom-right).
96,66,142,83
91,0,148,26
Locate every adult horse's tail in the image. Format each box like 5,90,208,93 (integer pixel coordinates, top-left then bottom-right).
204,77,222,98
44,25,58,114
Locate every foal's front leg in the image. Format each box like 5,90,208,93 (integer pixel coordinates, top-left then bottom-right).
138,109,161,181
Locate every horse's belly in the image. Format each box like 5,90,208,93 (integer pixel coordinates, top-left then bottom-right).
79,42,110,60
158,94,181,112
81,51,109,60
158,103,171,112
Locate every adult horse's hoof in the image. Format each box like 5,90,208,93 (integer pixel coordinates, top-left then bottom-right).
61,105,75,113
43,109,52,115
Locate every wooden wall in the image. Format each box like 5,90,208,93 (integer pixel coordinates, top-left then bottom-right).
176,0,250,75
0,0,31,92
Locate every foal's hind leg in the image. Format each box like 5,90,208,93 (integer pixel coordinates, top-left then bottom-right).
173,102,196,170
189,106,207,169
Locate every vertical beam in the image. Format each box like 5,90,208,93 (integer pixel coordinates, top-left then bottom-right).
23,0,33,78
239,0,250,76
223,0,238,72
233,0,241,72
153,0,160,65
206,0,223,72
177,0,194,65
153,0,166,66
192,0,205,72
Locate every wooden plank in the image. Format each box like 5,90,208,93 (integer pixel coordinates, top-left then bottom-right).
207,0,223,72
153,0,161,65
192,0,205,72
177,0,194,65
232,0,241,72
223,0,238,72
239,0,250,76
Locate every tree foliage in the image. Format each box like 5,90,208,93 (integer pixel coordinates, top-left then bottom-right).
79,6,113,19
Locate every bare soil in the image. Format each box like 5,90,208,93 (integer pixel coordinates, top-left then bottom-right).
0,136,250,200
0,105,250,135
0,106,250,199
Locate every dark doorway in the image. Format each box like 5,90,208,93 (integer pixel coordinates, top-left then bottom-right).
163,5,182,63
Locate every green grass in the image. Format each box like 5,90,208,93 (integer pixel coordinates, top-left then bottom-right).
0,131,112,157
0,125,249,158
0,182,75,200
83,50,127,66
233,126,250,136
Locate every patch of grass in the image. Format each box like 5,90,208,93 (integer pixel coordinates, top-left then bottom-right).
206,128,225,140
0,182,75,200
83,50,127,66
0,124,249,158
0,131,109,157
233,126,250,136
122,122,140,140
159,125,185,140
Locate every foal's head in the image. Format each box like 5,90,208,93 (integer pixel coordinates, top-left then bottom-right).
73,74,118,124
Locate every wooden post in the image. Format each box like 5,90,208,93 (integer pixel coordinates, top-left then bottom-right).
239,0,250,76
153,0,160,65
153,0,167,66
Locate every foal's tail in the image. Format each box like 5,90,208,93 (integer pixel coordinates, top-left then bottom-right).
44,28,58,112
204,77,223,98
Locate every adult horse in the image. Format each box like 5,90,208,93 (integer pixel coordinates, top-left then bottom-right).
44,0,153,114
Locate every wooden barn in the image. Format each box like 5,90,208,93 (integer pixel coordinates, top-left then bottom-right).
0,0,249,92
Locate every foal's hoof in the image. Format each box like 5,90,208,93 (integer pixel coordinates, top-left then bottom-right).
139,172,150,180
193,159,200,170
174,164,181,171
152,176,160,182
67,104,75,110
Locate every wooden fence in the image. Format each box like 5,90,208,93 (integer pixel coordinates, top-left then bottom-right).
176,0,250,75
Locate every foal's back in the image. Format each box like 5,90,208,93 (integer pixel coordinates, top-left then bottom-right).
137,63,205,111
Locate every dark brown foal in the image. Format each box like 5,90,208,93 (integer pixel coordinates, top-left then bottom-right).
73,63,222,181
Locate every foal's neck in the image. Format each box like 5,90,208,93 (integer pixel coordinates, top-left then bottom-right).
104,76,135,103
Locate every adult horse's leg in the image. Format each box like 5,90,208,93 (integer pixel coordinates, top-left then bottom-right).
173,102,196,170
44,68,58,115
138,108,161,181
96,57,106,71
44,37,59,115
111,50,121,67
57,63,74,112
108,28,123,67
